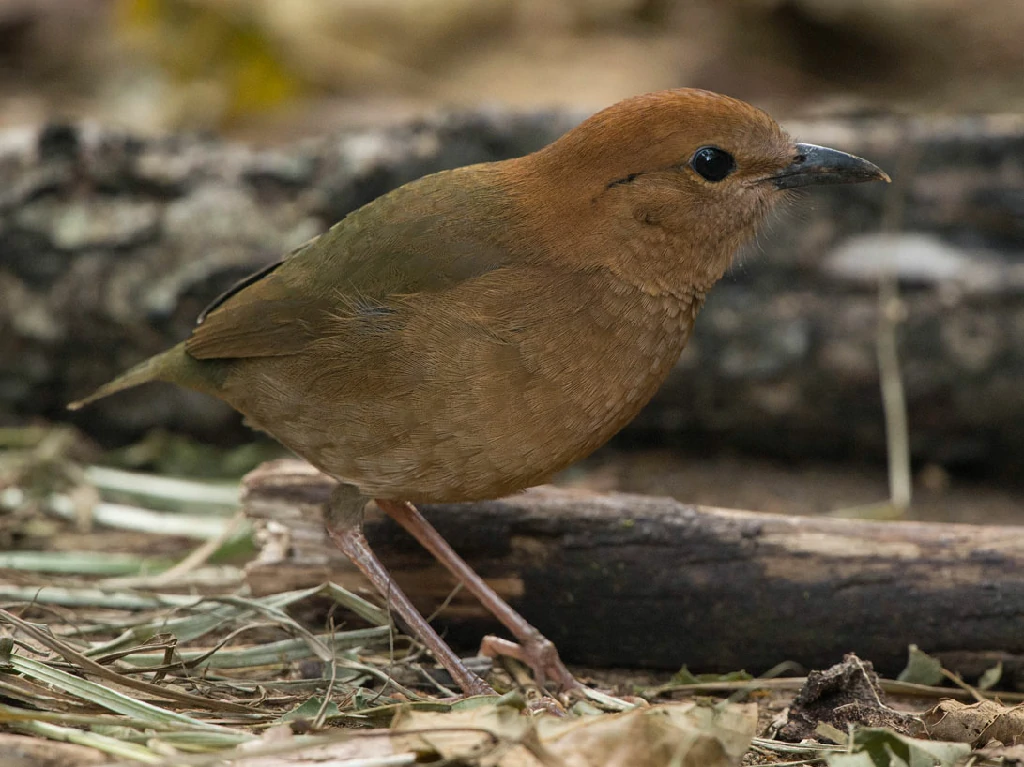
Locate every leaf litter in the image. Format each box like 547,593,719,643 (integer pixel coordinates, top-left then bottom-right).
1,433,1022,765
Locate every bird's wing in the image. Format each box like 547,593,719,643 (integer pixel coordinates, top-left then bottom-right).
185,251,315,359
185,173,513,360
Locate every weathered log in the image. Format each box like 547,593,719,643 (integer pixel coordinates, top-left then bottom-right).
3,112,1023,471
242,459,1024,677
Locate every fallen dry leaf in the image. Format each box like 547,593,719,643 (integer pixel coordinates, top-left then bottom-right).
207,700,756,767
924,699,1024,747
826,728,970,767
392,699,757,767
232,725,398,767
977,742,1024,764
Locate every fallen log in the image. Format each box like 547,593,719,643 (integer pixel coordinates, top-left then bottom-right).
242,459,1024,677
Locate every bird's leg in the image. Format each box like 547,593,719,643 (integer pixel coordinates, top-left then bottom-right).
375,499,579,692
325,484,494,697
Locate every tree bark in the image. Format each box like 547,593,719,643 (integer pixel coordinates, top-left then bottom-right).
2,112,1023,471
242,459,1024,677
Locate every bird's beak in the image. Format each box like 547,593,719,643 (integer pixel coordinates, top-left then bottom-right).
769,143,890,189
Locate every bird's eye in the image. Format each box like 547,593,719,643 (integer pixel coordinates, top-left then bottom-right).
690,146,735,182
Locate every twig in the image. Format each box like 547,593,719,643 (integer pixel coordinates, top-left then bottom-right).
424,582,464,625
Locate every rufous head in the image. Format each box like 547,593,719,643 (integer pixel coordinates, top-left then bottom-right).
520,89,888,292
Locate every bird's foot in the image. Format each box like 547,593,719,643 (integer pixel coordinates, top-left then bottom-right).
527,695,569,716
480,633,580,694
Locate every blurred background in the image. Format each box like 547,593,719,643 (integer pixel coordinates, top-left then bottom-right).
2,0,1022,137
1,0,1023,529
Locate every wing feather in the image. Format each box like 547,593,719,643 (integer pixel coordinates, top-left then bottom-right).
184,169,513,361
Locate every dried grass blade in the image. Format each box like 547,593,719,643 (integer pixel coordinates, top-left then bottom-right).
208,594,335,662
8,718,164,763
7,654,234,731
0,551,171,575
85,585,360,658
319,582,389,626
120,627,391,671
0,609,255,714
48,498,232,538
0,702,196,731
85,466,240,508
0,585,202,611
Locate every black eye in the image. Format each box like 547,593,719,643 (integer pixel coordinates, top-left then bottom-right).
691,146,735,182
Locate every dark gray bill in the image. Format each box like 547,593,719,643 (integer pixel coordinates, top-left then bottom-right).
770,143,890,189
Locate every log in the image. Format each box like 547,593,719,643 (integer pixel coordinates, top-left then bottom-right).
4,112,1024,471
242,459,1024,677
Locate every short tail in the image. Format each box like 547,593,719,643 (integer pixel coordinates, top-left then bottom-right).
68,342,188,410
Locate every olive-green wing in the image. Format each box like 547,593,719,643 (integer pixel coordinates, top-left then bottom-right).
185,170,513,360
185,255,315,359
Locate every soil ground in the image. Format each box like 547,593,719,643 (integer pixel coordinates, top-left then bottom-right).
558,448,1024,526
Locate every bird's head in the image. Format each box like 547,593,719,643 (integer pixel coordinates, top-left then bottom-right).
520,89,889,293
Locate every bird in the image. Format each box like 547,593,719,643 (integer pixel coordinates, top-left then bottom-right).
70,88,888,698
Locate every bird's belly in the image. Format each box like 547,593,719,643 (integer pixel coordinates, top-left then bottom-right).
331,355,681,502
349,336,687,500
232,288,696,503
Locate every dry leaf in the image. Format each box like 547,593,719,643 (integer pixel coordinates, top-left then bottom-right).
392,699,757,767
924,699,1024,747
897,645,945,686
233,730,398,767
826,728,970,767
977,742,1024,764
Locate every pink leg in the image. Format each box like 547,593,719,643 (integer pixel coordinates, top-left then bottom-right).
325,487,493,697
375,499,579,692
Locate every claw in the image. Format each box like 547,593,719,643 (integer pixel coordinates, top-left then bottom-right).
480,634,581,693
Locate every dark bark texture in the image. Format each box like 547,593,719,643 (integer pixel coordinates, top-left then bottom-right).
243,460,1024,677
1,112,1023,470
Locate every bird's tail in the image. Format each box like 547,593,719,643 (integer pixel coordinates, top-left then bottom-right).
68,342,190,410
